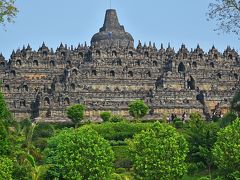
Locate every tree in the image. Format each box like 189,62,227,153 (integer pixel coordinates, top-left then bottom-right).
26,154,50,180
184,113,219,177
0,156,13,179
0,0,18,26
66,104,85,127
230,89,240,115
219,111,237,128
208,0,240,36
212,118,240,179
0,121,11,155
100,111,112,122
44,126,114,179
128,122,188,179
128,99,149,120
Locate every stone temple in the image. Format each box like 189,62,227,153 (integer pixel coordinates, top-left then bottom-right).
0,9,240,121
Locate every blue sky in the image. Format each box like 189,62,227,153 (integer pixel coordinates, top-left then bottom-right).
0,0,239,60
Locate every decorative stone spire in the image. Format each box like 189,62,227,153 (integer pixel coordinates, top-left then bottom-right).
0,53,4,60
136,40,142,50
26,44,32,51
91,9,134,48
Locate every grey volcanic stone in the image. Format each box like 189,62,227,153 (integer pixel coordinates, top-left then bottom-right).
0,9,240,122
91,9,134,48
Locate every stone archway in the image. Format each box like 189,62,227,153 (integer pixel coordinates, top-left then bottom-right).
187,76,195,90
178,62,185,73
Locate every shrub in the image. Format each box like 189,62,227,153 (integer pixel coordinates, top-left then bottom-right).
128,122,188,179
213,119,240,179
87,121,153,141
32,123,55,140
45,126,114,179
66,104,85,127
219,111,237,128
110,115,125,123
112,146,132,169
128,99,149,120
174,120,184,129
100,112,112,122
115,168,126,174
0,156,13,179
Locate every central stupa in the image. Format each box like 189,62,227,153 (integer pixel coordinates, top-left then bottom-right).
91,9,134,48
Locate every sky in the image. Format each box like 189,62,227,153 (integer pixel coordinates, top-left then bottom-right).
0,0,239,60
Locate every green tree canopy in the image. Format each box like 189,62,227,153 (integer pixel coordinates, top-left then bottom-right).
128,122,189,179
100,111,112,122
0,120,10,155
128,99,149,120
0,0,18,26
212,118,240,179
44,126,114,179
219,111,237,128
184,113,219,176
0,156,13,179
66,104,85,127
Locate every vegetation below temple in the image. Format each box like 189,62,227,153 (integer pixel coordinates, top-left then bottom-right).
0,91,240,179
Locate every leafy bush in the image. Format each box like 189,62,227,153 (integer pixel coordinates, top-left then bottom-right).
115,168,126,174
0,156,13,179
33,138,48,151
66,104,85,127
184,115,219,175
219,111,237,128
173,118,184,129
128,122,188,179
100,111,112,122
87,121,153,141
213,119,240,179
32,123,55,140
0,121,10,155
110,115,125,122
112,146,132,169
128,99,149,119
174,120,184,129
45,126,114,179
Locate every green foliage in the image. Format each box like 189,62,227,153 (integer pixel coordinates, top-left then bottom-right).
174,120,184,129
44,126,114,179
173,118,184,129
109,172,133,180
25,154,50,180
189,112,202,121
213,119,240,179
0,121,10,155
66,104,85,126
0,0,18,26
184,115,219,175
0,156,13,179
128,122,189,179
100,111,112,122
219,111,237,128
87,121,152,142
112,146,132,169
110,115,125,122
32,123,55,140
128,99,149,119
